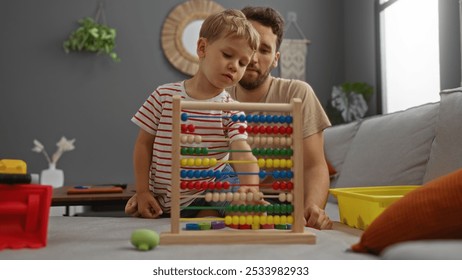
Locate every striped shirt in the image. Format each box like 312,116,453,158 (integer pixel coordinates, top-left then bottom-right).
132,81,247,213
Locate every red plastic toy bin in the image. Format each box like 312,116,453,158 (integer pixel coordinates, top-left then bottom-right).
0,184,52,250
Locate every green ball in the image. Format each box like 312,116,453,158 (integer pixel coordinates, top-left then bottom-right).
130,229,160,251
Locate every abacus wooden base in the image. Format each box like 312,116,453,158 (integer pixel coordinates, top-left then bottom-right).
160,230,316,245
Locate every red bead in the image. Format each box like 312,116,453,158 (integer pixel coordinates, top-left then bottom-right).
238,126,246,134
180,181,188,189
215,181,222,189
265,126,273,134
187,124,195,133
222,181,230,189
208,182,215,190
286,127,293,134
187,182,195,189
287,182,294,190
259,125,266,133
239,224,251,230
279,126,287,134
252,126,259,133
272,126,279,134
194,182,201,189
201,181,208,190
280,181,287,190
181,124,187,133
246,126,253,133
272,181,281,190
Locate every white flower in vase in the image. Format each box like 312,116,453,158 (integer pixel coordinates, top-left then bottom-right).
32,136,76,188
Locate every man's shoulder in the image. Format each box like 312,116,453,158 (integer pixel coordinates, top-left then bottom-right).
272,77,312,90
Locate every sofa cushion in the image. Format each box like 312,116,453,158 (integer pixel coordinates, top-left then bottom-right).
334,102,439,188
423,88,462,183
351,168,462,255
323,120,361,187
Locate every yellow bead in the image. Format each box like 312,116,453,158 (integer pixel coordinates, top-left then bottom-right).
287,160,293,168
265,158,273,168
253,215,260,225
232,215,239,225
187,158,195,166
287,215,294,224
239,215,246,225
181,158,188,167
252,223,260,230
225,215,232,225
260,215,267,225
246,215,253,225
194,158,202,166
273,215,281,225
202,158,210,167
258,158,266,168
280,215,287,224
267,215,274,225
280,159,287,168
210,158,217,166
273,159,280,168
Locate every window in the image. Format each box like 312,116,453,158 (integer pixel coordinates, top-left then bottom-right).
378,0,440,113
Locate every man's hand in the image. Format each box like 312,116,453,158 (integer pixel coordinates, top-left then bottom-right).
125,192,163,218
304,204,333,230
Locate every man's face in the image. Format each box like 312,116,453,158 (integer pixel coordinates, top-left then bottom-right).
239,20,280,90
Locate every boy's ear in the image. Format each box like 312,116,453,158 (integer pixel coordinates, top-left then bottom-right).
196,37,207,58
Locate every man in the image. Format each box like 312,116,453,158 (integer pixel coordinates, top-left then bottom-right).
228,6,333,229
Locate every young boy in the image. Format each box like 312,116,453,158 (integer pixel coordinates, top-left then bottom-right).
125,9,261,218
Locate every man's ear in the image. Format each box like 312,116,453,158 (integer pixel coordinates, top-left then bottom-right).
272,51,280,68
196,37,208,58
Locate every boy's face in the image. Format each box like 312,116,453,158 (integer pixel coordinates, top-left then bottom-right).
239,20,280,90
198,34,255,89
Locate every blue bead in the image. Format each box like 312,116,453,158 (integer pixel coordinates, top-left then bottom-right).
180,170,187,178
278,115,285,123
272,170,280,179
186,170,194,178
259,170,267,178
252,115,259,122
239,115,246,122
280,170,287,178
266,115,274,123
181,113,188,121
200,170,208,177
185,223,200,230
214,170,222,179
231,115,239,122
258,115,266,122
287,171,294,178
207,170,215,177
246,115,253,122
193,170,201,178
286,116,293,123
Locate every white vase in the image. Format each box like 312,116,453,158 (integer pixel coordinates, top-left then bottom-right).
40,163,64,188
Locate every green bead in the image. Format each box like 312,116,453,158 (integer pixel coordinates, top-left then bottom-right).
287,204,294,213
225,204,233,213
246,204,254,212
194,147,202,155
232,204,239,212
266,204,274,214
252,148,260,156
201,147,208,155
273,204,281,214
239,204,246,212
281,204,288,214
273,148,280,156
265,148,272,156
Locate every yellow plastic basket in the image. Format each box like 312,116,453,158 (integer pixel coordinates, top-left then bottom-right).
329,185,420,230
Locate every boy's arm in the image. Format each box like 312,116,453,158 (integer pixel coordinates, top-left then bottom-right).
133,129,163,218
303,131,333,229
228,139,260,194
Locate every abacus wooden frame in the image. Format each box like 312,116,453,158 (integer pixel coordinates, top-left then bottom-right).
160,96,315,244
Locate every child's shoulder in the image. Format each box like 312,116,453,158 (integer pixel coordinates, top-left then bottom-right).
155,81,184,93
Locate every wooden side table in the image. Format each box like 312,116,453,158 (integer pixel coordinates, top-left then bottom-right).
52,185,135,216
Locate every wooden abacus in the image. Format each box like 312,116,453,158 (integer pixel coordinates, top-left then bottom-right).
159,95,315,244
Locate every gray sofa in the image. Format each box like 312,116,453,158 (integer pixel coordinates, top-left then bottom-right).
1,88,462,260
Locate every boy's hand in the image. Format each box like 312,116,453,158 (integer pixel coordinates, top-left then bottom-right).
125,191,163,218
304,204,333,230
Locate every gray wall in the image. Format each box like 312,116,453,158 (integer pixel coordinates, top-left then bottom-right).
0,0,459,185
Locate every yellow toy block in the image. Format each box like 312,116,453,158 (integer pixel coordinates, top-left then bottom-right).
0,159,27,174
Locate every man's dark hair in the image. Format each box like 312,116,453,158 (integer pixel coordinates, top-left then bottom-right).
241,6,285,50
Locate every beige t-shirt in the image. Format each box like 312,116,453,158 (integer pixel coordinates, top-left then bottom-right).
227,77,331,138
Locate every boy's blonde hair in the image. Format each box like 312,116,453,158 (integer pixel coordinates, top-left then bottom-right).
199,9,260,51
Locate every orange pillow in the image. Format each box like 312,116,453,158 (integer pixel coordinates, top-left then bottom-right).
351,168,462,255
326,160,337,176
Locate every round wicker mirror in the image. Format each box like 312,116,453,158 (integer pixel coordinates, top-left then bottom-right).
161,0,224,76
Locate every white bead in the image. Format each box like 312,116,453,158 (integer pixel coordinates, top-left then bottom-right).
194,135,202,144
233,192,241,202
240,192,247,201
212,192,220,202
181,135,188,144
273,137,280,146
187,135,195,144
219,192,227,202
246,192,254,202
287,137,292,146
260,136,267,145
278,192,287,202
226,192,234,202
286,193,293,202
205,192,213,202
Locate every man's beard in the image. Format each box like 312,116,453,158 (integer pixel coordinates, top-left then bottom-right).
239,66,272,90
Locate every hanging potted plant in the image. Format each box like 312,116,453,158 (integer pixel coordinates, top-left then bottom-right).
63,4,120,62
